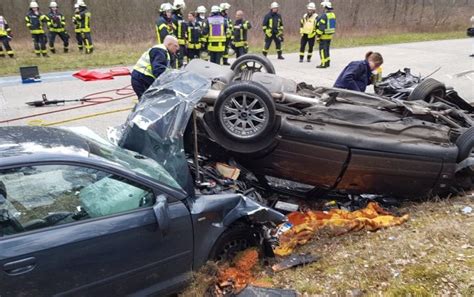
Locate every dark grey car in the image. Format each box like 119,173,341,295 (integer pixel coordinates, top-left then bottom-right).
0,126,284,296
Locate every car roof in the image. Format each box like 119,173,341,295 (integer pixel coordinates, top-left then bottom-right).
0,126,91,159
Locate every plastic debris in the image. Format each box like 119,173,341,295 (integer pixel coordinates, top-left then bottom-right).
215,162,241,180
273,202,409,256
237,285,298,297
271,253,320,272
461,206,472,214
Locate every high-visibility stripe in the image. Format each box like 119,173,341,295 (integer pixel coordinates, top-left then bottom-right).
133,44,170,78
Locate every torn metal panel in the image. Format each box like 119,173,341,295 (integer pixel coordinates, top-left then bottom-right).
112,70,211,192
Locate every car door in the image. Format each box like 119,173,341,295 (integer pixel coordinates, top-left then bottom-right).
0,163,193,297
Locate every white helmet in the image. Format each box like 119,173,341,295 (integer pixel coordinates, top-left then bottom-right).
321,1,332,8
211,5,220,13
173,0,186,10
79,1,87,7
307,2,316,10
30,2,39,8
49,2,58,8
270,2,279,9
219,3,231,11
161,2,173,12
74,3,79,9
196,6,206,14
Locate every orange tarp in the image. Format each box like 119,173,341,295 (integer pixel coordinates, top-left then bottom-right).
274,202,409,256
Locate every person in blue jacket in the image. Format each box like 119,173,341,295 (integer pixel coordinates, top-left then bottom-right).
334,51,384,92
131,35,179,99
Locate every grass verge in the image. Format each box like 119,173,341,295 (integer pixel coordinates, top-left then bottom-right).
182,194,474,296
0,31,466,77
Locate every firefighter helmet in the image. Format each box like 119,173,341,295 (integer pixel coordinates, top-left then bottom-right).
161,2,173,12
79,1,87,7
219,3,231,11
173,0,186,11
196,6,206,14
211,5,220,13
49,2,58,8
320,1,332,8
270,2,279,9
30,2,39,8
307,2,316,10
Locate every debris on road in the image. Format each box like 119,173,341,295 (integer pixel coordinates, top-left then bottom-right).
273,202,409,256
237,285,298,297
271,253,320,272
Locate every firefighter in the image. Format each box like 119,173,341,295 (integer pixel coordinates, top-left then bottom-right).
0,15,14,58
206,5,227,65
316,1,336,68
47,2,69,53
25,2,49,57
196,6,208,60
74,1,93,54
172,0,187,68
299,2,317,63
131,35,179,99
232,10,251,58
186,12,202,61
262,2,284,59
72,4,83,51
334,51,384,92
156,3,175,45
220,3,232,65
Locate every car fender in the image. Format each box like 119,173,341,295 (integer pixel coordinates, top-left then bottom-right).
189,193,285,268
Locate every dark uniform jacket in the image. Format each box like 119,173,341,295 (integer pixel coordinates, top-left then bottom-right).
334,60,372,92
262,11,283,37
232,19,251,46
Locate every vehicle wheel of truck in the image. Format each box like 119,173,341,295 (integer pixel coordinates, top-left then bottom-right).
407,78,446,102
214,81,276,143
231,54,276,80
456,127,474,162
209,223,260,262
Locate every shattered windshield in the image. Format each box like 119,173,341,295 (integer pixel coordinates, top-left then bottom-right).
109,70,211,193
66,127,182,191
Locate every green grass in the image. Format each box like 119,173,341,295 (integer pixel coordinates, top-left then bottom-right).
0,31,466,76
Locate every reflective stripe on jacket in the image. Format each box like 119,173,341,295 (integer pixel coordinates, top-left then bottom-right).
187,21,202,49
207,14,226,51
73,9,91,33
156,16,175,44
262,12,283,38
173,13,187,45
47,12,66,32
133,44,170,79
300,13,317,38
0,16,11,36
316,11,336,40
25,11,48,34
232,19,251,47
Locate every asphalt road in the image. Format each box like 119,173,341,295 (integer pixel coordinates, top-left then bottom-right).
1,38,473,138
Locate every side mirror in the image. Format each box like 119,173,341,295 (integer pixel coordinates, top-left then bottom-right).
153,195,170,236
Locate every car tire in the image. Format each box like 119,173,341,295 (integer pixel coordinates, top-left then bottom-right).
209,223,260,262
456,127,474,162
407,78,446,102
214,81,276,143
231,54,276,79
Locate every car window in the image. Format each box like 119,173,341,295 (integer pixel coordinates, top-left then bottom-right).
0,165,155,237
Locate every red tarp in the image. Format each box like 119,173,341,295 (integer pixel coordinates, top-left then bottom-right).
73,67,131,81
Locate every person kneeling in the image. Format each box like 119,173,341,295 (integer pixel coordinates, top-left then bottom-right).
333,51,383,92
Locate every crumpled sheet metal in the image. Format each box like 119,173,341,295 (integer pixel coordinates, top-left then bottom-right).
274,202,409,257
114,70,211,191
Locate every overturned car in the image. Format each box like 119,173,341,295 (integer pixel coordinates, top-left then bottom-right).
116,55,472,204
179,55,472,199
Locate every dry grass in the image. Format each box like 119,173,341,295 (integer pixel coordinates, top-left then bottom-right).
182,194,474,296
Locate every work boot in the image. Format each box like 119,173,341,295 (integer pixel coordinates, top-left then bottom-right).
8,54,14,58
0,54,4,58
64,48,69,53
223,58,230,66
277,52,285,60
470,54,474,57
307,56,311,63
262,51,267,57
36,53,41,57
50,48,56,54
299,57,303,63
